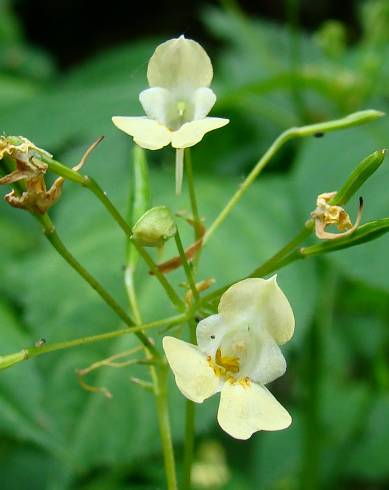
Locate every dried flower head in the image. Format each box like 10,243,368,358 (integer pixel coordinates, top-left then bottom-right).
311,191,363,240
0,135,63,214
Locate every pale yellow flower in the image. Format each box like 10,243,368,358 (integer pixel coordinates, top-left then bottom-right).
112,35,229,193
163,277,294,440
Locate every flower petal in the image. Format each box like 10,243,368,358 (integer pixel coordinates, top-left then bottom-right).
171,118,229,148
217,381,292,439
192,87,217,119
112,116,171,150
147,36,213,90
139,87,177,126
162,336,220,403
250,331,287,384
218,277,295,345
196,314,228,358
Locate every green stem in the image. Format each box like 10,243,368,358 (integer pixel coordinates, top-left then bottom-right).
152,365,178,490
43,158,182,310
124,266,142,325
174,231,199,303
0,314,186,370
183,400,195,490
183,318,197,490
249,221,313,277
91,185,183,310
136,243,185,311
301,264,336,490
125,145,150,322
202,222,313,305
185,149,202,241
122,146,178,490
85,177,182,309
203,110,384,244
35,213,158,356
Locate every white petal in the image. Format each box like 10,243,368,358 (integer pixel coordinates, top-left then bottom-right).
196,314,229,357
147,36,213,90
192,87,217,119
218,277,295,345
139,87,176,126
217,381,292,439
171,118,229,148
112,116,171,150
162,336,220,403
250,331,287,384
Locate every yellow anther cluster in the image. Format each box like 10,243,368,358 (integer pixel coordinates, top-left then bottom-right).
208,348,240,379
215,348,240,374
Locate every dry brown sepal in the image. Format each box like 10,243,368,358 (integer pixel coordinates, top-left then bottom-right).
185,277,215,305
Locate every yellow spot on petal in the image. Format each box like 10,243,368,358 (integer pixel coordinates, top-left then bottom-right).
226,375,251,387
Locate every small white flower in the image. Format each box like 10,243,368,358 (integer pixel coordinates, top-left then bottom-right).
112,35,229,193
163,277,295,440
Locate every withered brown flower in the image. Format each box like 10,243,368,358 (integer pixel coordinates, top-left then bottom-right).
0,136,64,214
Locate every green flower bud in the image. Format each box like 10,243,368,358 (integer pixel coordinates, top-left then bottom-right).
131,206,176,247
331,149,387,206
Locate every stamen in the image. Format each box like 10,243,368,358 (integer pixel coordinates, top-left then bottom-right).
215,348,240,374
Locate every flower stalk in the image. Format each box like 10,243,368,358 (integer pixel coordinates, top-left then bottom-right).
41,154,184,310
152,365,178,490
203,110,384,243
185,148,202,241
0,314,186,372
174,231,199,303
35,213,158,356
183,318,198,490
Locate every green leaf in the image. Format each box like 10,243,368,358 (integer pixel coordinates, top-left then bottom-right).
0,301,67,457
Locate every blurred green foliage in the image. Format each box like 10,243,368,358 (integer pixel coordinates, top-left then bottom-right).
0,0,389,489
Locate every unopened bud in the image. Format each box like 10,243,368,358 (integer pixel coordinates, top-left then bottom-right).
131,206,176,247
332,149,386,206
